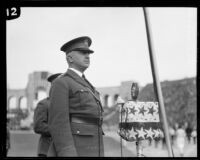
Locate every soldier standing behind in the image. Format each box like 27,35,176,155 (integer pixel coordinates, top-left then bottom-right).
48,36,104,157
33,73,62,157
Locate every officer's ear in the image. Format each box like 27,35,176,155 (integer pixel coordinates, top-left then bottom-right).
66,53,73,63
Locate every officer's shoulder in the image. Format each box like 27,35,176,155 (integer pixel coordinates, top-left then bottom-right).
40,97,48,102
37,98,49,106
52,74,72,84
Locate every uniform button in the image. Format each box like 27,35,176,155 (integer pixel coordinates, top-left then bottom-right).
77,130,80,134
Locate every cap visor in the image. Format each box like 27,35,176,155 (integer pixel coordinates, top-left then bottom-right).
73,48,94,53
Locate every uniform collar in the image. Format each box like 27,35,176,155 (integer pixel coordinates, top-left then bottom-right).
68,67,83,77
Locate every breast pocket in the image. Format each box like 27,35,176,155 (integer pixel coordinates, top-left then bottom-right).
75,89,94,106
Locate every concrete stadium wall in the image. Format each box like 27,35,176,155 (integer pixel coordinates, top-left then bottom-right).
7,71,136,111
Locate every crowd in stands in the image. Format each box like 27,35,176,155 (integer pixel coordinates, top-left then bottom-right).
147,122,197,157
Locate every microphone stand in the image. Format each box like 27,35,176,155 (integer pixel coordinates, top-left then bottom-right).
117,97,125,157
131,83,144,157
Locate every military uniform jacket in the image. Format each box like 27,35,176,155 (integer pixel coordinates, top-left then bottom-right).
33,98,51,156
48,69,104,157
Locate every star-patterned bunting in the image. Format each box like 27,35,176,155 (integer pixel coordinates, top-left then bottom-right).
153,129,160,138
129,106,137,115
145,127,155,139
129,127,138,139
119,101,162,141
148,106,156,115
138,106,146,116
136,127,147,139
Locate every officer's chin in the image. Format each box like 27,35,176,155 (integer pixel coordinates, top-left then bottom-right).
83,63,90,68
80,65,89,71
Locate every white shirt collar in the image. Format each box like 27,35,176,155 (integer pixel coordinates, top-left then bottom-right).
68,68,83,77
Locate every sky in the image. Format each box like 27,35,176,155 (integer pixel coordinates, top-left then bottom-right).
6,7,197,89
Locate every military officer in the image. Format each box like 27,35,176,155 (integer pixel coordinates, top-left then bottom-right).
33,73,62,157
48,36,104,157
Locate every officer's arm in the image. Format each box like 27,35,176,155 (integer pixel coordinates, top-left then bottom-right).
33,100,51,137
48,79,77,157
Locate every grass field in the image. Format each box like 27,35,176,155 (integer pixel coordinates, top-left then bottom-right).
7,130,197,157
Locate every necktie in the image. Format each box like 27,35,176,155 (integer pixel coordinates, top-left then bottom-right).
82,74,95,92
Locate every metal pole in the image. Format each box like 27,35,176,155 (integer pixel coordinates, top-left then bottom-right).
136,141,144,157
117,98,124,157
142,7,174,157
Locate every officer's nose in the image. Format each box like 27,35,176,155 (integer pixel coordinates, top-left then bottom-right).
85,53,90,58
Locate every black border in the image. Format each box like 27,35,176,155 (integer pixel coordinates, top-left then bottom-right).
6,0,200,7
4,0,199,159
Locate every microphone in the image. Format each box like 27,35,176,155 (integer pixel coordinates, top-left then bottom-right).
131,82,139,101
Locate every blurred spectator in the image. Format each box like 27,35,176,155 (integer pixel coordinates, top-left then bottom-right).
148,138,152,146
160,131,166,149
162,137,166,149
174,123,179,131
154,138,159,148
176,124,186,157
191,126,197,144
185,125,192,144
169,126,175,145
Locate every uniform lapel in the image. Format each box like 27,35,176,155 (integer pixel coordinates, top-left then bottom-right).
64,69,103,109
65,69,89,88
82,74,95,92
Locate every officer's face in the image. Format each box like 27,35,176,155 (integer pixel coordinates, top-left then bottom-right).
69,51,90,72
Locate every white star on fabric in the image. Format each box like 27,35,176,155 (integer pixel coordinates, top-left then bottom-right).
145,127,155,139
129,127,138,139
136,127,147,139
158,129,164,137
153,129,160,138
